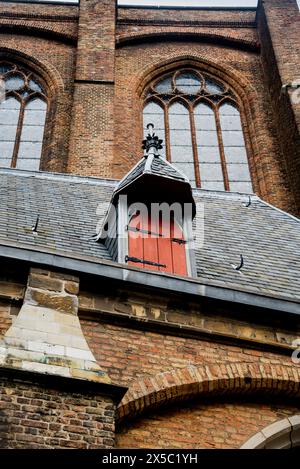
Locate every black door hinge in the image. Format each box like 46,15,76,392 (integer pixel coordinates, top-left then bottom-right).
172,238,187,245
126,226,162,237
125,256,166,268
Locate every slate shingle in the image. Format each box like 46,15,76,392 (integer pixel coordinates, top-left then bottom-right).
115,154,187,194
0,168,299,302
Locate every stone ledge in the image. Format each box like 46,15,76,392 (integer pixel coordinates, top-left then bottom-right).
0,281,25,301
79,306,297,357
0,365,127,401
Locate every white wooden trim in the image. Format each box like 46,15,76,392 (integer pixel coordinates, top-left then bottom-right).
117,197,128,264
183,215,197,277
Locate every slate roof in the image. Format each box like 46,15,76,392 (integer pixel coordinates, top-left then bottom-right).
115,158,146,193
115,154,187,194
0,168,300,303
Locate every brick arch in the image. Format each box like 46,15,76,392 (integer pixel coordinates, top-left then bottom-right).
0,21,77,45
136,56,264,197
117,363,300,422
240,415,300,449
116,31,260,53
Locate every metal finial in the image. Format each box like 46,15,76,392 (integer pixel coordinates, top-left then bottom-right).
147,123,155,137
142,123,163,156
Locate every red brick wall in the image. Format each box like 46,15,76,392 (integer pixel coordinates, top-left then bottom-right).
80,321,295,389
67,82,114,178
0,377,115,449
116,398,300,449
75,0,116,82
117,7,257,23
80,320,300,448
67,0,116,178
0,2,78,17
257,0,300,215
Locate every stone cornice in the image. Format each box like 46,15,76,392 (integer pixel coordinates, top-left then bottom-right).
0,365,127,401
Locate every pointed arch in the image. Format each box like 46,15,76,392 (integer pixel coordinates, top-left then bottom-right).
141,64,255,192
136,55,264,193
0,47,64,95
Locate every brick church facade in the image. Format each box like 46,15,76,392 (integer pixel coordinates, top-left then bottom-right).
0,0,300,449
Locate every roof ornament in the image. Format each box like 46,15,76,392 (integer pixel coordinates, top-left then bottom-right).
231,254,244,272
243,195,252,208
31,214,40,235
142,123,163,158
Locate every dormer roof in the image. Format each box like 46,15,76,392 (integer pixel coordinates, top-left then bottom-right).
114,153,189,195
111,124,195,216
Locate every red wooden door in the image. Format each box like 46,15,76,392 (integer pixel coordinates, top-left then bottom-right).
127,211,187,276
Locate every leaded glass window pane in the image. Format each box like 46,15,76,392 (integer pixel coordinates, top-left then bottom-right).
0,97,20,168
143,102,166,159
0,61,47,170
176,72,201,94
6,75,25,91
205,78,225,95
154,76,172,94
194,103,224,190
0,63,13,74
16,99,47,170
169,102,196,186
220,102,252,193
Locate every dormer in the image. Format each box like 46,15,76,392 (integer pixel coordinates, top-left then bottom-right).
97,125,197,277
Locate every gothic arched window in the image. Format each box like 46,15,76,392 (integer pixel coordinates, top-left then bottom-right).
143,69,253,193
0,61,48,171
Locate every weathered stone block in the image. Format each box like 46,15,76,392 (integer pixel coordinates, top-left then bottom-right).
27,289,78,316
65,346,94,361
30,268,49,277
50,271,79,283
28,275,63,293
64,281,79,295
0,282,25,300
78,293,95,310
131,304,146,318
71,368,111,383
